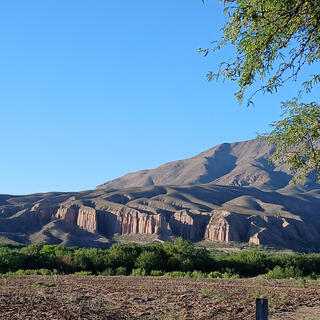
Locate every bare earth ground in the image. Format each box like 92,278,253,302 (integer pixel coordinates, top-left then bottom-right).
1,276,320,320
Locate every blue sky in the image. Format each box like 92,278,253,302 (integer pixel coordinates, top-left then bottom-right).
0,1,318,194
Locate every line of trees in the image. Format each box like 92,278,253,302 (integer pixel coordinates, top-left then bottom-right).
1,239,320,279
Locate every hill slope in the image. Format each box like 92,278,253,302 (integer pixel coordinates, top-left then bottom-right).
1,185,320,250
97,139,319,191
1,138,319,250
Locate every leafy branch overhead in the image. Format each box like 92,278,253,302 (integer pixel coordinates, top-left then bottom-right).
200,0,320,104
268,99,320,183
201,0,320,183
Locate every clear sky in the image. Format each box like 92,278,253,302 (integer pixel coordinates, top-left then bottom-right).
0,1,318,195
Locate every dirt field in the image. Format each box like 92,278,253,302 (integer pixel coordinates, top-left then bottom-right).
0,275,320,320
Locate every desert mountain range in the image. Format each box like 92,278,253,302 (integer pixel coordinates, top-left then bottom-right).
96,139,319,192
1,139,319,250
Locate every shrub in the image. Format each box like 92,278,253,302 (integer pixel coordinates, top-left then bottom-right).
115,267,127,276
208,271,224,278
218,268,240,279
222,272,240,279
191,270,207,278
74,271,93,276
131,268,147,276
99,268,115,276
265,266,302,279
150,270,163,277
135,251,164,273
106,243,142,271
5,269,57,276
163,271,187,278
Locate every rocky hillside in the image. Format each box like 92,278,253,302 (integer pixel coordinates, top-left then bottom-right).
96,139,319,191
1,184,320,250
1,138,319,250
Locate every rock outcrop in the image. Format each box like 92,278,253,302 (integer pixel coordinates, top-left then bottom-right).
55,206,78,225
28,203,58,224
1,176,320,249
96,208,167,236
205,210,248,242
77,206,97,233
169,210,209,241
204,209,320,248
53,204,167,238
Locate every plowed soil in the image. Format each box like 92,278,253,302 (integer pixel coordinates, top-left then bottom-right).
1,275,320,319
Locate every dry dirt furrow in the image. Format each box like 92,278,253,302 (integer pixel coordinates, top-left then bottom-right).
0,276,320,320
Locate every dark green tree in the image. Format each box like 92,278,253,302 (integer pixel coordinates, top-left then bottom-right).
200,0,320,182
105,243,142,272
135,251,164,274
163,238,195,271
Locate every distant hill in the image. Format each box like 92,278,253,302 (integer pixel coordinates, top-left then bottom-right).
1,185,320,250
1,138,319,250
96,139,319,192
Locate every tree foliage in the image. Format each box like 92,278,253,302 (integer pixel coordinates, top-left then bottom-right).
200,0,320,103
200,0,320,182
2,241,320,279
268,99,320,182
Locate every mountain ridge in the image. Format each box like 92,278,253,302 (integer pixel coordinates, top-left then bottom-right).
97,138,318,192
0,138,319,250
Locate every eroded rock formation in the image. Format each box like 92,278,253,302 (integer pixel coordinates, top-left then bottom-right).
169,210,209,241
204,209,320,248
205,210,248,242
1,183,320,250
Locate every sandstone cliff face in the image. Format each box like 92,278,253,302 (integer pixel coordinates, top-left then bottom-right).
169,210,209,241
15,202,320,249
246,215,320,247
53,204,210,241
28,203,58,224
53,204,167,237
117,210,165,235
77,206,97,233
1,183,320,250
204,209,320,248
205,210,248,242
55,207,77,225
96,207,167,236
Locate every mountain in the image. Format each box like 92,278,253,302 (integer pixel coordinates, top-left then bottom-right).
96,139,319,192
1,185,320,250
1,138,319,250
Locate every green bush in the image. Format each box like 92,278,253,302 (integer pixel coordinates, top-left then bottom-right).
4,268,58,276
106,243,142,271
163,271,187,278
99,268,115,276
115,267,127,276
74,271,93,276
191,270,207,278
208,271,224,278
135,251,164,273
150,270,164,276
1,242,320,279
131,268,147,276
222,272,240,279
265,266,302,279
221,268,240,279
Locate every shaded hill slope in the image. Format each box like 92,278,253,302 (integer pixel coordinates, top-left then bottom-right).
1,184,320,250
1,139,319,250
96,139,319,191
